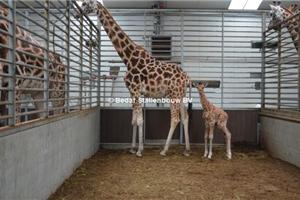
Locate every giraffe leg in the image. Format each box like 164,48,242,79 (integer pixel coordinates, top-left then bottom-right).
52,100,65,115
32,93,46,119
137,120,144,157
180,103,190,156
136,106,144,157
221,126,232,160
130,97,144,157
49,79,65,115
208,125,214,159
0,63,5,122
0,63,2,108
129,123,137,154
130,101,138,154
49,90,65,115
160,103,180,156
15,91,22,124
203,125,209,158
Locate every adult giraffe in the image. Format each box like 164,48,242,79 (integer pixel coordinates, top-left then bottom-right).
0,2,65,124
77,0,191,157
268,2,300,55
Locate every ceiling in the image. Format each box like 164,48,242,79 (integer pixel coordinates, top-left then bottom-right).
102,0,300,10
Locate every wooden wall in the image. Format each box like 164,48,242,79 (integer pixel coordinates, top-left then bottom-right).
100,109,258,144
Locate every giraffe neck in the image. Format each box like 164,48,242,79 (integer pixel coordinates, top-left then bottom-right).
284,11,300,55
96,3,153,69
199,92,211,111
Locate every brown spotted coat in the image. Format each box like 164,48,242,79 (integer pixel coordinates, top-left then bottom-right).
0,3,65,122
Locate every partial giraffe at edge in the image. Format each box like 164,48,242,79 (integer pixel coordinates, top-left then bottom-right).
0,2,65,124
268,1,300,55
78,0,191,157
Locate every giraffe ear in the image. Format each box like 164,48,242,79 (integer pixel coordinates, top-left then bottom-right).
270,4,276,10
204,82,208,88
191,82,196,87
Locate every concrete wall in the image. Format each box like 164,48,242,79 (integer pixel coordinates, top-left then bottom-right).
260,116,300,168
0,109,100,200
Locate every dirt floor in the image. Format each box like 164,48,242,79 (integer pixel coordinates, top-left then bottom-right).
49,145,300,200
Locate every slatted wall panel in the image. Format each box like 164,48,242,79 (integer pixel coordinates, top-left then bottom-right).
99,9,265,109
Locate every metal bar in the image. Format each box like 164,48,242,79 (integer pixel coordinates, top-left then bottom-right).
66,0,71,113
277,27,282,109
298,20,300,111
7,0,16,125
43,0,50,118
221,12,224,108
261,13,266,108
89,23,93,108
97,18,101,107
179,10,184,145
79,13,83,110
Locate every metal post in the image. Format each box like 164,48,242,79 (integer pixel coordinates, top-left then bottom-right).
24,10,29,121
143,11,147,143
179,11,184,145
43,0,50,118
221,12,224,108
298,19,300,111
80,14,83,110
97,20,102,147
66,0,71,113
97,25,101,107
261,13,266,109
277,26,282,109
298,55,300,111
89,23,93,108
7,0,16,125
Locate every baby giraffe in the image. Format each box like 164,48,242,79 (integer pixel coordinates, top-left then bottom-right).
193,82,232,160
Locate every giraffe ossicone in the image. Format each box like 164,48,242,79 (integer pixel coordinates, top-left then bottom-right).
78,0,191,157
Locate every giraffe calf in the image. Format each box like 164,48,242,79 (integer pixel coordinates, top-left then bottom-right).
193,82,232,160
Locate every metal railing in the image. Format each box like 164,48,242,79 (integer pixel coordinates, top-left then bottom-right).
262,11,300,112
0,0,101,128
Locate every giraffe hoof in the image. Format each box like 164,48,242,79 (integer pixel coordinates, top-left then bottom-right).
226,154,232,160
183,150,190,157
160,151,167,156
129,149,136,154
208,155,212,159
136,151,143,157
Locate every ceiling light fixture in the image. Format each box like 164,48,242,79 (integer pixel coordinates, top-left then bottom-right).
244,0,263,10
228,0,263,10
228,0,247,10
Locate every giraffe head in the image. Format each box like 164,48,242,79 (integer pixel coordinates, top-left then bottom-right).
193,81,208,93
76,0,100,17
268,2,285,30
268,2,299,30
